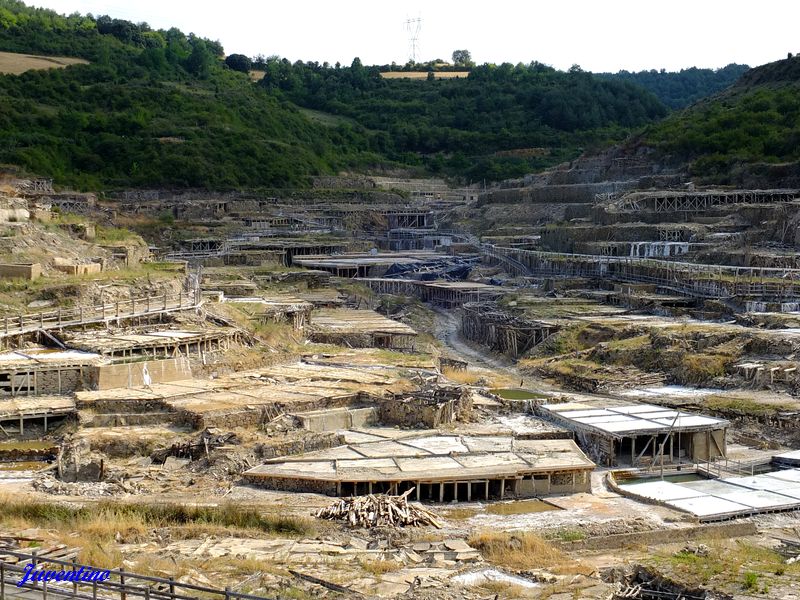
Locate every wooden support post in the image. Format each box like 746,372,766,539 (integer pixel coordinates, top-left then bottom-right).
500,478,505,499
467,482,471,502
439,482,444,502
416,483,420,501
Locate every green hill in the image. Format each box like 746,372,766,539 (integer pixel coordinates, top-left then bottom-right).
0,0,675,189
259,60,667,182
642,55,800,184
0,0,379,190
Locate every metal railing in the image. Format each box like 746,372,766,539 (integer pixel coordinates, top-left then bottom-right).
0,292,201,339
0,550,276,600
696,457,771,478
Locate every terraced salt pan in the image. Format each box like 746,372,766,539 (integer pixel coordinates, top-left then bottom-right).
453,569,539,589
619,385,722,399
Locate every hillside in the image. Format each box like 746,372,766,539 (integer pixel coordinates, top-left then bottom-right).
0,0,380,190
261,60,668,182
598,64,749,109
642,55,800,186
0,1,676,189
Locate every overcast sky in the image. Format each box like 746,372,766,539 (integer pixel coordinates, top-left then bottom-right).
32,0,800,72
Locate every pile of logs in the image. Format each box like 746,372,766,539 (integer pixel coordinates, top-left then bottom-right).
315,490,442,529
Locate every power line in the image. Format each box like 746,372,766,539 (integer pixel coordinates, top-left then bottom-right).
404,16,421,63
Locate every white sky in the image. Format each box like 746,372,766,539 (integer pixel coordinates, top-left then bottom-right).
31,0,800,72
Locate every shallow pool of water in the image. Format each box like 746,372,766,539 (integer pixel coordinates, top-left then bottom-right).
621,473,707,484
490,388,548,400
0,460,49,472
0,440,57,451
486,499,560,515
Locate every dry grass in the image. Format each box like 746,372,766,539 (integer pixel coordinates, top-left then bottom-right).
468,531,590,575
380,71,470,79
441,366,515,388
442,366,482,384
0,50,88,74
0,496,316,540
477,581,532,598
359,558,403,576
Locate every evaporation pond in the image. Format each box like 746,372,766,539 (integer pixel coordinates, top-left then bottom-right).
0,461,48,472
0,440,56,451
486,499,560,514
622,473,707,484
490,388,548,400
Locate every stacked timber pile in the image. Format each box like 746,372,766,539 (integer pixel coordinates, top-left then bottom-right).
315,490,442,529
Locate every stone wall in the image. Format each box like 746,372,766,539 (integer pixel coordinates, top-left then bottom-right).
37,368,83,394
242,474,337,495
379,388,472,428
0,263,41,280
255,432,346,460
89,358,192,391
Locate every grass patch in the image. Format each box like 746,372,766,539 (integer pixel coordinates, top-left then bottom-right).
651,539,798,589
442,366,481,385
0,497,316,539
477,581,530,598
678,353,729,384
359,558,402,576
468,531,588,575
553,528,586,542
705,395,796,416
0,50,88,75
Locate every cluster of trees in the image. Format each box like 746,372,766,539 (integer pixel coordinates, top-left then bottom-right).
598,64,750,109
0,0,379,189
644,57,800,180
256,57,667,181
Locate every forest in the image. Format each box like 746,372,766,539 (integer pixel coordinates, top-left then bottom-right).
0,0,789,190
598,64,750,109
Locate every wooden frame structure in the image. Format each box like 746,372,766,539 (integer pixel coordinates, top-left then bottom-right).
619,189,798,213
486,246,800,302
460,302,558,357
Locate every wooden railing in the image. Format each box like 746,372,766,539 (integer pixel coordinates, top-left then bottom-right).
0,550,276,600
0,292,200,339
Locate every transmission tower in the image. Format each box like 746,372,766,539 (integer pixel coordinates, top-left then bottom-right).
404,17,421,63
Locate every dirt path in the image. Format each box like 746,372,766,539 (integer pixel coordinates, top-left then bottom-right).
431,306,516,372
431,307,562,393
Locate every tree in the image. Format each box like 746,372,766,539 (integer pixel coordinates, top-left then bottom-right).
185,38,214,78
452,49,473,67
225,53,252,73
